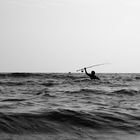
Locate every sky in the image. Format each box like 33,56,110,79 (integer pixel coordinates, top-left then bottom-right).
1,0,140,73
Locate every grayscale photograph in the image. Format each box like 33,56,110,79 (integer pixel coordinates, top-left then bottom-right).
1,0,140,139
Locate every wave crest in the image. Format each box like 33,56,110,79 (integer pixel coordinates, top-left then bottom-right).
112,89,139,96
65,88,105,94
0,109,139,134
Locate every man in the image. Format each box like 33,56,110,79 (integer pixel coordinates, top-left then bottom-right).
84,68,100,80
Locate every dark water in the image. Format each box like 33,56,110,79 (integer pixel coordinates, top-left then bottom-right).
0,73,140,140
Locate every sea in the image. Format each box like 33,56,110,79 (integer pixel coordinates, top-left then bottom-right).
0,73,140,140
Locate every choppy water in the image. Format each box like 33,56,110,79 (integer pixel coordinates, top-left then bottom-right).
0,73,140,140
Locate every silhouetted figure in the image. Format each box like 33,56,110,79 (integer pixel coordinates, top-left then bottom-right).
84,68,100,80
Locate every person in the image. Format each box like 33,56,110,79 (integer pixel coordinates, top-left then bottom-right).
84,68,100,80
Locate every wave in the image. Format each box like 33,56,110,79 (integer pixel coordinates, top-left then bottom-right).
0,73,34,78
65,88,106,95
41,82,55,87
9,73,35,77
0,80,59,87
135,76,140,80
40,80,59,87
35,89,55,97
73,78,90,82
0,109,139,134
1,99,26,102
41,73,81,80
0,73,81,81
0,73,49,78
112,89,139,96
0,81,25,86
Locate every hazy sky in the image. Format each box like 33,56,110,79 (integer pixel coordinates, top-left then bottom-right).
1,0,140,73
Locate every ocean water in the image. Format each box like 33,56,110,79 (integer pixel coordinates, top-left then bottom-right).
0,73,140,140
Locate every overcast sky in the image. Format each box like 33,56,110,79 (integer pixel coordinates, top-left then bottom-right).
1,0,140,73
